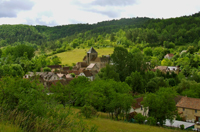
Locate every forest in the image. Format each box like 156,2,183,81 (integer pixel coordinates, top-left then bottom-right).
1,12,200,131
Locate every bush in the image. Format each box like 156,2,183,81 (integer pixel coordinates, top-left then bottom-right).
180,124,184,130
146,116,156,126
81,105,97,118
134,113,146,124
43,67,51,72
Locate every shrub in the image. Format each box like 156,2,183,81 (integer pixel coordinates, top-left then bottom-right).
43,67,51,72
134,113,146,124
180,124,184,130
146,116,156,126
81,105,97,118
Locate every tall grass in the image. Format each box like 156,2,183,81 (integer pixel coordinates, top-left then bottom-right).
0,106,97,132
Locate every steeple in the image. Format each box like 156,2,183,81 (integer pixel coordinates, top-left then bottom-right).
87,47,97,54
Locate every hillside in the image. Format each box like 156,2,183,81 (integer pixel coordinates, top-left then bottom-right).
0,11,200,50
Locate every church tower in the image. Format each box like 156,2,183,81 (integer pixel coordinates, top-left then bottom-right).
87,47,98,64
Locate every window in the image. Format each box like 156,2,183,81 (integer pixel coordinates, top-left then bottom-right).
183,108,185,111
195,110,197,113
141,106,143,110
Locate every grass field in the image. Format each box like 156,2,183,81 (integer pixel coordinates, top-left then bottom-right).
54,47,114,66
70,107,184,132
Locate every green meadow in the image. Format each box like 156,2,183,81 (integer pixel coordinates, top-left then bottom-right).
54,47,114,66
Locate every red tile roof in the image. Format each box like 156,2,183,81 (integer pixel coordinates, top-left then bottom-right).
83,70,93,77
165,54,174,57
68,70,80,75
132,97,143,109
176,97,200,110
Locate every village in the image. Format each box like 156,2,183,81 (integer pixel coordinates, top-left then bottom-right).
22,47,200,130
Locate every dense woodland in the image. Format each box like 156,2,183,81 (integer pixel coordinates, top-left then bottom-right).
1,12,200,131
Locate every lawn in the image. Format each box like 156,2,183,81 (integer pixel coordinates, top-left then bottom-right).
53,47,114,66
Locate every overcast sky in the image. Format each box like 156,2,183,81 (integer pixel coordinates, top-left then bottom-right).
0,0,200,26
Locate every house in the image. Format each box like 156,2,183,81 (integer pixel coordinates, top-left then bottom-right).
154,66,168,73
129,97,149,116
86,63,99,71
76,62,88,69
68,70,80,77
164,54,174,59
23,72,43,79
153,66,180,74
176,96,200,123
167,66,180,74
40,72,60,81
79,70,94,81
83,47,110,69
57,73,67,80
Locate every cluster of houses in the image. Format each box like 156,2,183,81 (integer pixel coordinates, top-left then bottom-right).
24,47,110,87
131,96,200,130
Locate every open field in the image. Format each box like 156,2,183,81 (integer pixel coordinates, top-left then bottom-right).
54,47,114,66
70,107,185,132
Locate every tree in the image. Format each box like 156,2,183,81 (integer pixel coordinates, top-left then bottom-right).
143,88,177,126
97,64,120,81
43,67,51,72
161,58,172,66
50,81,74,108
0,77,48,117
111,47,128,81
0,49,2,57
143,47,153,56
125,71,145,93
51,56,61,65
187,46,195,54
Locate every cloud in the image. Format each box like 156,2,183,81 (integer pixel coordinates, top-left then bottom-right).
0,0,34,18
83,8,121,18
91,0,137,6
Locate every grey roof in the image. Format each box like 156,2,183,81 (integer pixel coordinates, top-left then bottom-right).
164,119,194,129
87,47,97,53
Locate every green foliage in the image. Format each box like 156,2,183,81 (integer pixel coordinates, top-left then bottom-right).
111,47,146,81
1,64,24,77
180,124,184,130
187,46,195,54
125,71,145,93
70,73,76,78
51,55,61,65
146,116,156,126
2,44,35,60
143,47,153,56
134,113,146,124
43,67,51,72
0,77,48,117
81,105,97,118
143,88,177,126
97,64,120,81
161,58,173,66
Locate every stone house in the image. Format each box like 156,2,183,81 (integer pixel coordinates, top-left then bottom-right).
176,96,200,123
79,70,94,81
86,63,99,71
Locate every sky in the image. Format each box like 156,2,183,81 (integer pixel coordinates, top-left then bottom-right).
0,0,200,26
